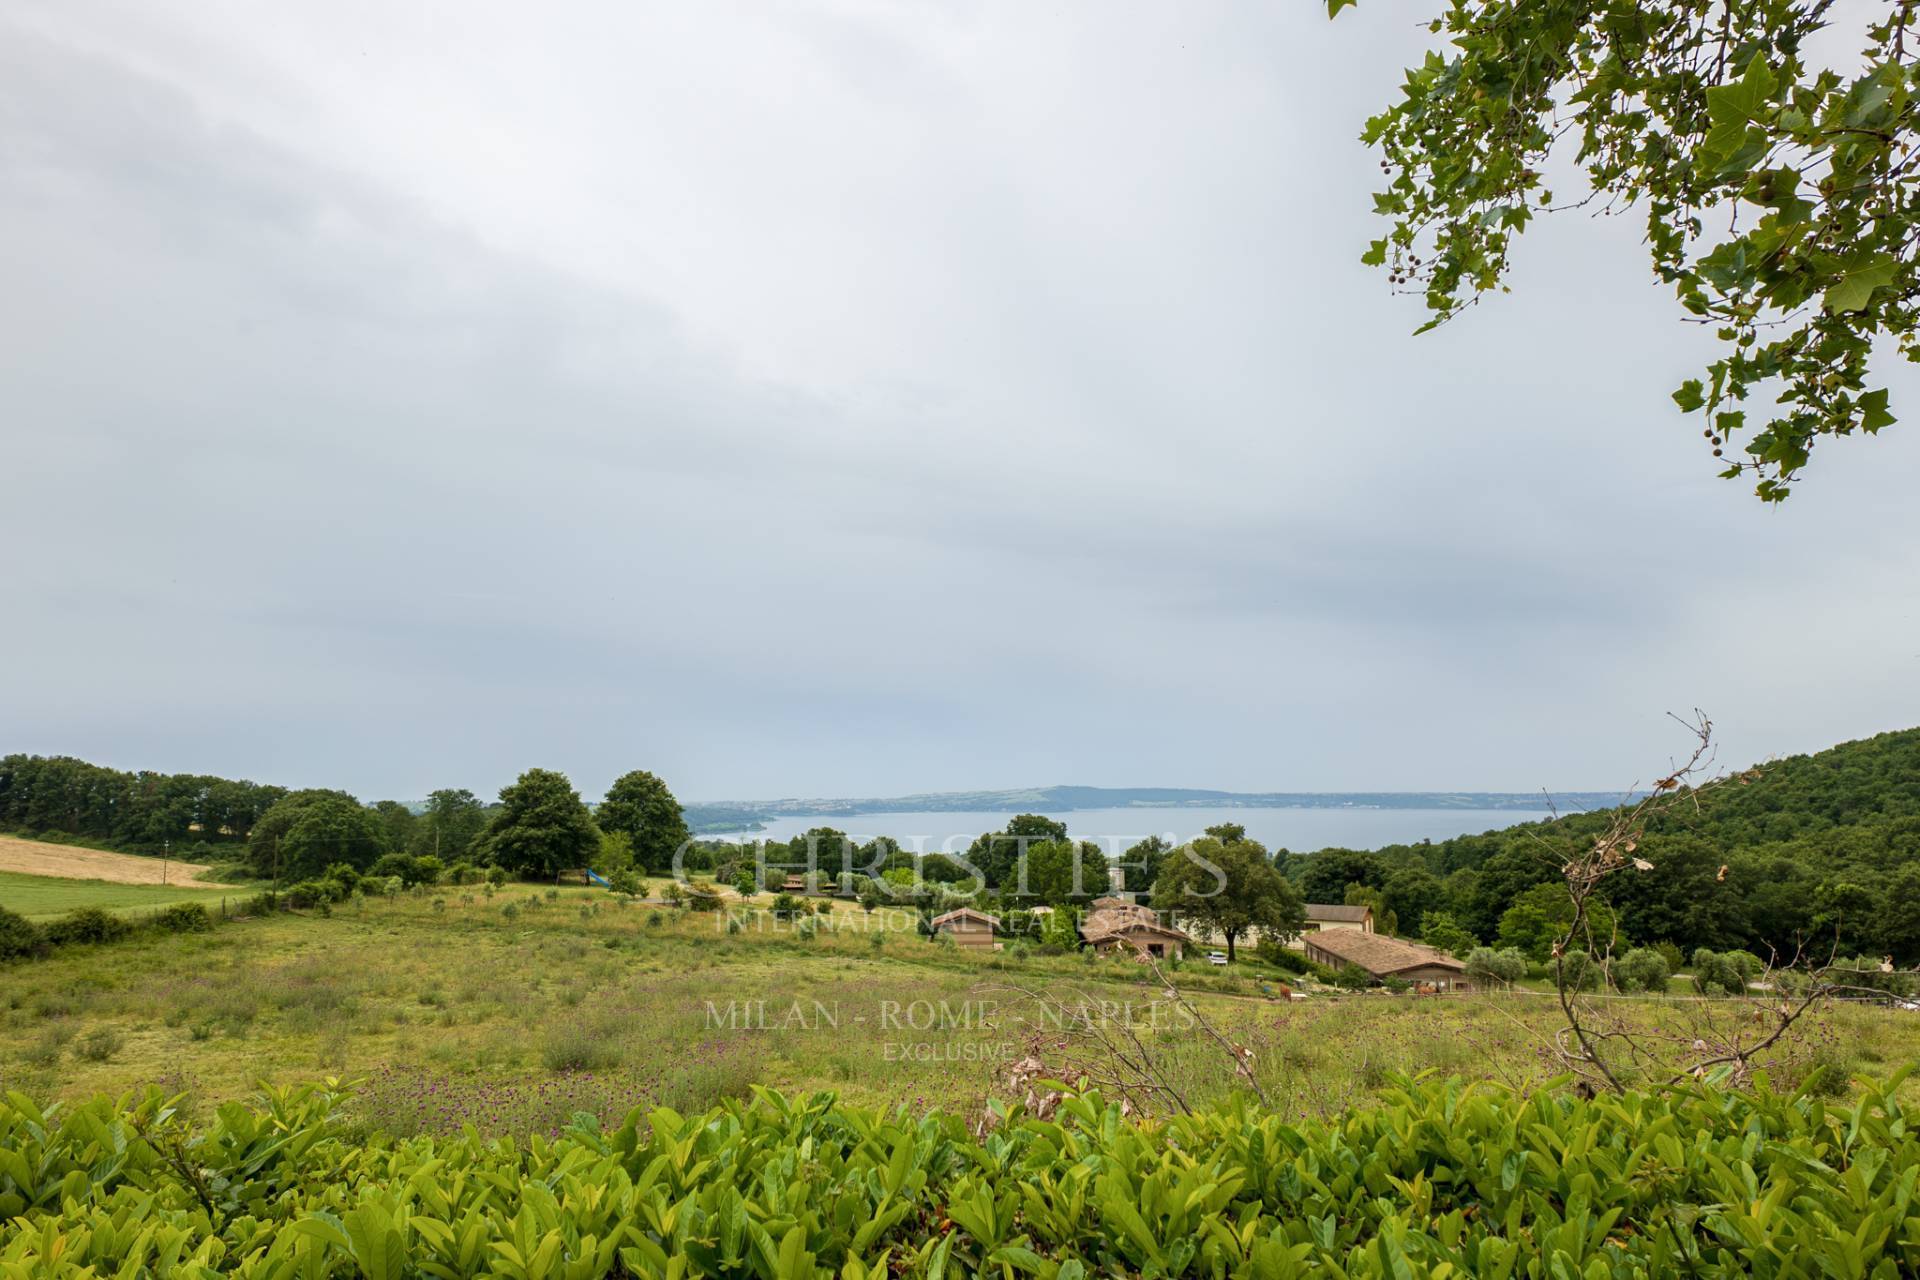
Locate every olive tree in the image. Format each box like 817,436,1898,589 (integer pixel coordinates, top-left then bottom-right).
1617,946,1675,993
1465,945,1529,990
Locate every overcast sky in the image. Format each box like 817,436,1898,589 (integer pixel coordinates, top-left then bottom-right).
3,1,1915,804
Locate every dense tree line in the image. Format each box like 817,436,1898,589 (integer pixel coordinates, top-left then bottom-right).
1280,728,1920,965
1,753,693,886
0,755,284,854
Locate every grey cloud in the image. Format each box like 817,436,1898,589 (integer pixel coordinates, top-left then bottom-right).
1,4,1916,805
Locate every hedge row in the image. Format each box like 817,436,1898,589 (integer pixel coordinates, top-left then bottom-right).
0,897,270,964
0,857,452,964
2,1071,1916,1278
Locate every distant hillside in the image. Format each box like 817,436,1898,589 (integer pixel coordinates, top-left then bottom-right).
683,784,1625,833
1282,727,1920,963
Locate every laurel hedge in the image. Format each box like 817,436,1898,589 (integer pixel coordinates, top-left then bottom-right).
1,1071,1916,1278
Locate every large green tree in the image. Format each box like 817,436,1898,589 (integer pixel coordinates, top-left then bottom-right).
1878,865,1920,966
475,769,599,880
1497,881,1622,963
247,789,368,879
1381,865,1447,935
1290,848,1387,905
967,814,1070,889
596,770,691,874
1118,834,1172,895
1335,0,1920,499
1152,833,1306,962
1012,839,1112,907
411,788,489,863
252,793,387,881
371,800,417,855
787,827,855,874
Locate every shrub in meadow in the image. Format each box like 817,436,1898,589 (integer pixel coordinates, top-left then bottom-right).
1332,963,1372,991
1616,946,1672,993
41,907,133,947
322,862,365,895
73,1026,123,1063
0,904,44,962
1557,949,1603,992
151,902,213,933
283,880,320,909
21,1033,63,1068
368,852,416,884
540,1021,623,1072
1255,938,1311,973
1692,948,1762,996
1465,946,1527,989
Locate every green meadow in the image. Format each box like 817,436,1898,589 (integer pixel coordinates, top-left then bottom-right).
6,880,1917,1137
0,870,236,922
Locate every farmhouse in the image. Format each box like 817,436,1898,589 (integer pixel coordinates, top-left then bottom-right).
1079,896,1191,960
1302,902,1373,934
1303,929,1469,990
930,907,1000,951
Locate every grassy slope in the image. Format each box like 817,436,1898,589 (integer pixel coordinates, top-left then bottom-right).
3,885,1915,1131
0,870,237,921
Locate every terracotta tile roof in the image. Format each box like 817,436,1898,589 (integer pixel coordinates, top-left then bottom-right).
1081,922,1193,944
1304,929,1465,976
931,907,1000,929
1080,900,1191,945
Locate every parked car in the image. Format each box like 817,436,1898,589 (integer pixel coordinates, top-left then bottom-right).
1206,951,1228,966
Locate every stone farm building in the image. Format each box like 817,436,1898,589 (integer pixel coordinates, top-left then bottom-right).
930,907,1000,951
1079,897,1192,960
1266,902,1377,952
1302,902,1373,936
1304,929,1470,990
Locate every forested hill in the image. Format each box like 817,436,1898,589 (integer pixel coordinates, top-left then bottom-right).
1283,727,1920,964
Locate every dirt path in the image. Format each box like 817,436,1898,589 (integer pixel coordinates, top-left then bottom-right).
0,835,239,887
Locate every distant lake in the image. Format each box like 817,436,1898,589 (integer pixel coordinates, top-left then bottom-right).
703,806,1561,854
